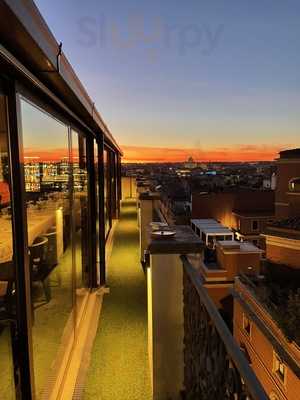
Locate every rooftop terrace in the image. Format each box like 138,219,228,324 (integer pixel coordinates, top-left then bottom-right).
83,199,151,399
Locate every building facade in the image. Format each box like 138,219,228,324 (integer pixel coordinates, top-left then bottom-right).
233,277,300,400
233,148,300,400
192,190,275,248
275,149,300,219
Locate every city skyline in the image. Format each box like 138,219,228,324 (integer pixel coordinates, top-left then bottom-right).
21,143,291,163
34,0,300,162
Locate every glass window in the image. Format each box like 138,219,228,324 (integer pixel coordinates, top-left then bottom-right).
252,220,258,231
0,90,16,399
288,177,300,192
72,131,89,313
113,153,118,212
110,151,116,219
207,235,214,246
20,98,74,398
94,141,101,284
104,148,111,237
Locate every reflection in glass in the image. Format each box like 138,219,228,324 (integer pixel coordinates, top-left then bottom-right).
0,93,16,399
104,148,111,237
110,151,117,219
94,141,101,284
20,98,74,398
72,131,89,316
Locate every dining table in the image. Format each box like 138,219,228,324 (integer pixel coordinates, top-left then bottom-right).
0,200,65,264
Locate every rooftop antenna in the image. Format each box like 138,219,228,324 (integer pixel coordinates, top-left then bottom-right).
56,42,63,72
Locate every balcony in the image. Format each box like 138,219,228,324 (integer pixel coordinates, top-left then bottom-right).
83,198,152,399
77,180,269,400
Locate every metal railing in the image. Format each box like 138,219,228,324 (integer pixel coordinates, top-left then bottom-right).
181,255,269,400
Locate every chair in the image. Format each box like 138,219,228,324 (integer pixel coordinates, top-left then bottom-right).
44,228,58,268
29,236,50,303
44,227,61,286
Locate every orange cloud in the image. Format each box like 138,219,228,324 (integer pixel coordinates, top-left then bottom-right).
121,144,289,163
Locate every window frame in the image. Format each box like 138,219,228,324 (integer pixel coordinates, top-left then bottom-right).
273,352,287,387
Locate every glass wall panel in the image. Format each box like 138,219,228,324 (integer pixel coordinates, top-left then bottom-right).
72,131,89,317
20,98,74,398
110,151,116,219
94,141,101,284
104,148,111,237
115,154,120,211
0,92,16,399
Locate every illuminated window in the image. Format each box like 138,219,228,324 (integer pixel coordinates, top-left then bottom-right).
288,177,300,192
273,353,286,383
252,220,258,231
243,314,252,336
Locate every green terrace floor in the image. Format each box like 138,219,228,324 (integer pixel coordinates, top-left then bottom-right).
83,199,152,400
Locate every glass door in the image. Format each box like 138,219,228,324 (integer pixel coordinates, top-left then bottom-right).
0,85,16,399
94,140,101,284
19,97,75,398
71,131,89,321
104,148,111,238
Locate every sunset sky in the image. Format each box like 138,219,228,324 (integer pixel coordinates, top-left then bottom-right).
35,0,300,162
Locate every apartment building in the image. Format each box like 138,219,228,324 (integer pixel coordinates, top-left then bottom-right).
232,148,300,400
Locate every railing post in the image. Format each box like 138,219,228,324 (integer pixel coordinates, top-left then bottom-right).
147,226,203,400
138,192,161,263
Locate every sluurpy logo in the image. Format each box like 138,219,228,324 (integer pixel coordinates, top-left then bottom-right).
77,13,224,62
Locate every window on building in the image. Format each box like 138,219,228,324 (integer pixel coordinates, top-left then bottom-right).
288,177,300,192
253,239,258,246
252,220,258,231
243,314,252,336
273,353,286,383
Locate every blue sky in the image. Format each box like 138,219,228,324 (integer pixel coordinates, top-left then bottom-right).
34,0,300,161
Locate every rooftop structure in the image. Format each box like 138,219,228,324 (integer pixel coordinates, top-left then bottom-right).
191,218,234,246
